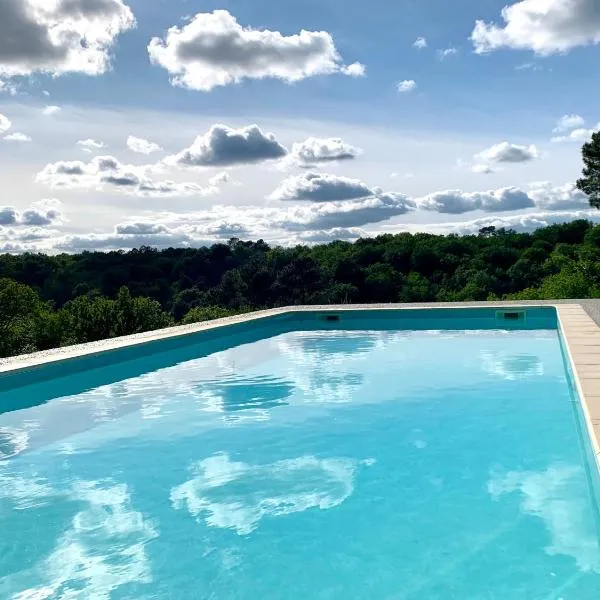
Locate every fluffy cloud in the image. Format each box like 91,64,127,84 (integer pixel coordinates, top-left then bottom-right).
417,186,534,214
42,105,61,115
0,199,62,227
528,181,589,210
167,124,287,167
127,135,162,155
283,137,360,168
551,125,600,143
397,79,417,93
441,210,600,235
270,172,377,202
148,10,362,91
0,112,11,133
341,62,366,77
413,37,427,49
4,132,31,142
553,114,585,133
77,138,105,152
476,141,539,163
471,0,600,55
0,0,136,77
36,155,220,197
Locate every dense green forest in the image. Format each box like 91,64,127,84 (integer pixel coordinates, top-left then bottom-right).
2,219,600,358
2,132,600,358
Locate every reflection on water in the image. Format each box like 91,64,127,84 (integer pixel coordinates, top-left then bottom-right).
481,352,544,380
0,428,29,461
171,452,373,535
0,477,157,600
488,465,600,573
196,375,294,413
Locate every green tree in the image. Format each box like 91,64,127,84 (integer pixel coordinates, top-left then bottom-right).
577,131,600,208
0,278,43,357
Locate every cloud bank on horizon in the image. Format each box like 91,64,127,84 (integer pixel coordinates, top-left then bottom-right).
0,0,599,253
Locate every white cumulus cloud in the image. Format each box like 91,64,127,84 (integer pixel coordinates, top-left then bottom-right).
77,138,105,152
0,0,136,78
283,137,360,169
167,123,287,167
126,135,162,155
413,37,427,49
0,112,11,133
4,132,31,142
476,141,539,163
397,79,417,93
417,186,534,214
270,172,376,202
471,0,600,55
148,10,362,91
553,114,585,133
551,125,600,143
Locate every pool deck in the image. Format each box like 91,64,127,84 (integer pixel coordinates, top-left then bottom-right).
1,300,600,468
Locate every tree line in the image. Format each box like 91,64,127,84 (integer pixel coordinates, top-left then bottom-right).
2,219,600,358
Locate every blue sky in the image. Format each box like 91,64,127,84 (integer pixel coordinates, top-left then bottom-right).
0,0,600,252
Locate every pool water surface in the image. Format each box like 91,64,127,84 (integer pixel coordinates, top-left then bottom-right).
1,319,599,599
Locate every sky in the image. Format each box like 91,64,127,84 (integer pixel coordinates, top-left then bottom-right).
1,0,600,253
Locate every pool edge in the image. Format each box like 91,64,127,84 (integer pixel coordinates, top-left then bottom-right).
556,304,600,472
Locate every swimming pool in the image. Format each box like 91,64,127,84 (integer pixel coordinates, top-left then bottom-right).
1,307,599,598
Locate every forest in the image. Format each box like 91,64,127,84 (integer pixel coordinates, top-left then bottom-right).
2,218,600,358
2,132,600,358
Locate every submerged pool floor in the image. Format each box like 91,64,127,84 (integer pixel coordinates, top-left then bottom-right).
1,328,600,599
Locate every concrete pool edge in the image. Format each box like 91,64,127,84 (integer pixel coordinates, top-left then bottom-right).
1,301,599,467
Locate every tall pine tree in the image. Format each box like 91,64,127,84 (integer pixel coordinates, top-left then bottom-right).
577,131,600,208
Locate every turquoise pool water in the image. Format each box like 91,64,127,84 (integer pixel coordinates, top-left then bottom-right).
1,310,600,599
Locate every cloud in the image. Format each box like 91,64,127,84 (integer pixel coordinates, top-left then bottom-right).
0,0,136,78
3,132,31,142
148,10,362,91
283,137,360,168
551,125,600,143
126,135,162,155
471,164,495,174
417,186,534,214
167,123,287,167
397,79,417,93
208,171,229,186
341,62,366,77
476,141,539,163
528,181,589,210
0,112,11,133
269,172,376,202
298,228,365,243
413,37,427,49
77,138,105,152
42,105,61,115
36,155,220,197
278,195,415,230
0,199,63,227
429,210,600,235
437,47,458,59
553,114,585,133
471,0,600,55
